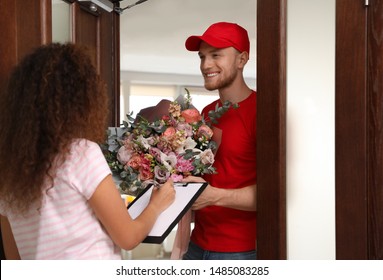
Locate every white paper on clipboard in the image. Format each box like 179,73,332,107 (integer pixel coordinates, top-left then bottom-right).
127,182,207,243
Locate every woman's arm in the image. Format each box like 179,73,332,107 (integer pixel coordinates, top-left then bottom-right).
0,215,20,260
89,175,175,251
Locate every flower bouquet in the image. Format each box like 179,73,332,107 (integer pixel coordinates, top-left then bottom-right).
101,89,237,197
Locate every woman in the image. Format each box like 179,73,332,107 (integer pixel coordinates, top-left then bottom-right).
0,43,175,260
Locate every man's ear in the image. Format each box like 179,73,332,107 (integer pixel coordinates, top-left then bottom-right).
237,51,249,69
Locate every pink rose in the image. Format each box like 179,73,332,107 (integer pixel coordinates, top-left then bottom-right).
181,108,202,124
127,154,142,170
170,174,184,182
163,127,176,137
177,123,193,137
139,168,154,181
197,124,213,140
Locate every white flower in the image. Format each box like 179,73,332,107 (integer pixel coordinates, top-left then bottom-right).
176,136,197,154
117,146,133,165
200,149,215,165
137,135,150,149
160,152,177,171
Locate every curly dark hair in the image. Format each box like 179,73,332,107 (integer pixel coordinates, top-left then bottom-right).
0,43,110,214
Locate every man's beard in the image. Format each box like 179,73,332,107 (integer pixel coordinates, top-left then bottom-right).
204,68,237,91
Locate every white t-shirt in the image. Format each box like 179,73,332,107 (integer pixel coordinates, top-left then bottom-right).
0,139,121,259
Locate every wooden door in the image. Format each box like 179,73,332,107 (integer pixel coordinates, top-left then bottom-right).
366,0,383,260
0,0,120,127
336,0,383,259
69,1,120,126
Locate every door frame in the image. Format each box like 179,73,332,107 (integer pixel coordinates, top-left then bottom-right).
256,0,287,260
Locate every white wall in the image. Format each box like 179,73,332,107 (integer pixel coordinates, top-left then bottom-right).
287,0,336,259
52,1,71,43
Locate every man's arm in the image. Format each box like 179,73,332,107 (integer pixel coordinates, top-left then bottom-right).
182,176,257,211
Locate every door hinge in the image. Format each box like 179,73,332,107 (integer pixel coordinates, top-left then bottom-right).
365,0,369,6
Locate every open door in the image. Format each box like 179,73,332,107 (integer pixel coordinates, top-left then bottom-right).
0,0,120,127
336,0,383,260
64,0,120,126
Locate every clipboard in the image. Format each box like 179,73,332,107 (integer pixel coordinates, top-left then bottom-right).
127,182,207,244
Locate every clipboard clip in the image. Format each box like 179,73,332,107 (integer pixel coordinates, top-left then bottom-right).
174,182,189,187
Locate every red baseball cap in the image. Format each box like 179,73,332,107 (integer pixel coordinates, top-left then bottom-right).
185,22,250,54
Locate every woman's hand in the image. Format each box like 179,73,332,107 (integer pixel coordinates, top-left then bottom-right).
149,179,176,213
89,175,176,250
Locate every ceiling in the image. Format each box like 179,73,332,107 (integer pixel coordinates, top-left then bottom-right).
119,0,257,79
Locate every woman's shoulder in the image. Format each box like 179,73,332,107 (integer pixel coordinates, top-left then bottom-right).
67,139,102,161
71,138,99,149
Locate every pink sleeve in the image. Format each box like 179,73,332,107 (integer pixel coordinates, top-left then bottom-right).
69,140,112,200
